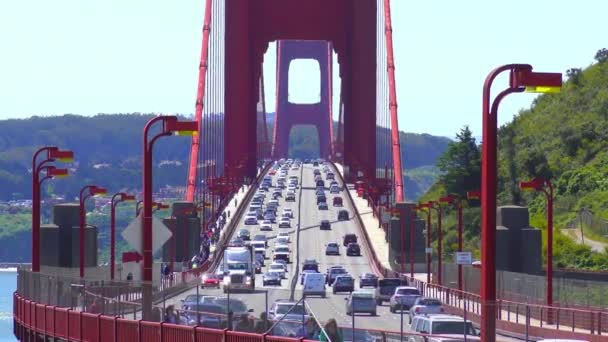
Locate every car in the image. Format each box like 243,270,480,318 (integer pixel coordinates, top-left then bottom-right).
262,272,282,286
260,222,273,231
316,180,325,188
253,234,267,247
264,212,276,223
268,263,287,278
255,260,263,274
326,172,335,180
325,242,340,255
238,229,251,241
315,189,325,196
346,243,361,257
304,159,311,164
330,186,340,194
300,269,318,285
332,275,355,293
389,286,422,313
183,303,226,328
282,208,294,218
375,278,403,305
201,273,221,289
255,252,265,266
278,218,291,228
313,161,319,166
269,169,277,175
214,298,252,316
410,314,479,342
320,220,331,230
251,241,266,255
302,259,319,272
408,297,444,323
337,210,349,221
285,193,296,201
333,197,343,207
230,237,245,247
358,273,379,288
276,236,290,245
267,199,280,208
345,291,377,316
303,272,326,297
273,246,291,263
181,294,217,311
272,190,282,198
277,232,291,242
326,267,347,284
269,301,310,321
244,215,258,225
343,234,357,246
318,202,328,210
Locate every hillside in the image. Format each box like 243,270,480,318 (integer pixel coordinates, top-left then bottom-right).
0,113,449,261
418,49,608,270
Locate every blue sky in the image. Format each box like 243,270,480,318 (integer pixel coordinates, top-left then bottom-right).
0,0,603,137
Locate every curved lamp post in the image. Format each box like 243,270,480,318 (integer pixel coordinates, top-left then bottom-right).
520,177,554,323
110,192,136,280
79,185,107,278
142,115,197,320
481,64,561,342
428,201,443,285
31,147,73,272
415,203,432,283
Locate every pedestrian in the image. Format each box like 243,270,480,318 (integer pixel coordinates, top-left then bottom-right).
254,312,269,333
163,305,179,324
227,210,231,218
318,318,342,342
235,313,254,332
235,198,238,206
89,297,102,314
297,317,320,339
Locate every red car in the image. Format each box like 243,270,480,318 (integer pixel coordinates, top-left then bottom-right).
201,273,221,288
269,169,277,175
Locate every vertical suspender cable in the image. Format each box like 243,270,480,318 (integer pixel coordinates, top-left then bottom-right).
383,0,404,202
186,0,213,202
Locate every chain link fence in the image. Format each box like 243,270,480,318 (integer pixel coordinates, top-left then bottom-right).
437,263,608,310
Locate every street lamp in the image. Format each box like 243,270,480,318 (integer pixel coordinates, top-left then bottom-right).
428,201,443,285
520,177,554,322
136,200,169,216
142,115,197,320
440,195,465,293
481,64,561,342
79,185,107,278
415,203,432,283
31,147,73,272
110,192,136,280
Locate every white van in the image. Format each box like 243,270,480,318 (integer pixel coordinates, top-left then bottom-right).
250,241,266,257
303,273,326,297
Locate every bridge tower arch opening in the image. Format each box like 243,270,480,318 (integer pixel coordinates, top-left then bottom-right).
287,124,321,160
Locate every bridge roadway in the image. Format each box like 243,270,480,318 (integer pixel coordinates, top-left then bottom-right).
167,161,413,333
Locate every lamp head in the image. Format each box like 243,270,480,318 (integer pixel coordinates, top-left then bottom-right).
439,196,454,204
91,187,108,196
49,149,74,162
121,194,136,202
165,118,199,136
466,191,480,200
511,69,562,94
48,168,69,178
519,178,544,191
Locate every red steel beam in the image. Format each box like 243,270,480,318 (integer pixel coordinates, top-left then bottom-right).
383,0,404,201
186,0,213,201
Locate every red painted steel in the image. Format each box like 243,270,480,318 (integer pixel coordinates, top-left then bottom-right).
82,312,102,342
68,310,81,340
272,40,333,159
481,64,530,342
117,317,140,341
382,0,404,202
186,0,213,202
100,315,117,342
195,326,227,342
141,320,162,341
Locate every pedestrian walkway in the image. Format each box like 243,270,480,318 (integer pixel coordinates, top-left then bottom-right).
334,163,392,272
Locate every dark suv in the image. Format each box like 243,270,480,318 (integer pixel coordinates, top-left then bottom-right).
316,194,327,204
346,243,361,256
320,220,331,230
343,233,357,246
337,210,349,221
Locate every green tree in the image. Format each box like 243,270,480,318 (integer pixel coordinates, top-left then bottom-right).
595,48,608,64
436,126,481,196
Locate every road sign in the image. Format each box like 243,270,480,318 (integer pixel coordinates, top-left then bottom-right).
121,214,172,255
122,251,143,263
425,247,433,254
455,251,472,265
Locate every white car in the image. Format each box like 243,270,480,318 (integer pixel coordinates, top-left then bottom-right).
277,232,290,242
244,215,257,225
285,192,296,202
269,263,287,278
282,208,294,218
260,222,273,231
276,236,290,245
278,218,291,228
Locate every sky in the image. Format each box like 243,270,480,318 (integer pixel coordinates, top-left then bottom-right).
0,0,603,137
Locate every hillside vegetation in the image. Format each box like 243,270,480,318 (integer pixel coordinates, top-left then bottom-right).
0,113,449,261
419,49,608,270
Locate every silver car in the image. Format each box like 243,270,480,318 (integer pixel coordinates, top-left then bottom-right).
408,297,444,323
389,286,421,313
345,291,377,316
